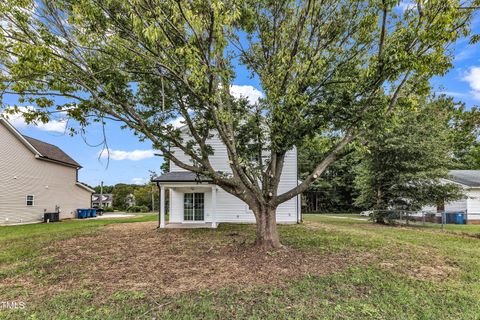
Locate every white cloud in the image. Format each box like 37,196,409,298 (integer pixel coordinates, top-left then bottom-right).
437,91,468,98
165,85,263,129
463,67,480,100
230,85,264,104
131,177,146,185
2,106,67,133
99,149,155,161
169,117,185,129
397,1,416,11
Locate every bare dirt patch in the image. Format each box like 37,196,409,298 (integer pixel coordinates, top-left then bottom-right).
378,249,459,282
2,222,372,300
305,220,459,282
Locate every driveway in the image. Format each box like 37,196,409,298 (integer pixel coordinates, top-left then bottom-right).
94,212,135,219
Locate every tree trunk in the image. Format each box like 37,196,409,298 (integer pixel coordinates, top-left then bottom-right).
254,206,282,249
375,187,385,224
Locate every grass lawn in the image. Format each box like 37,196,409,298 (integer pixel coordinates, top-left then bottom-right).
1,214,480,319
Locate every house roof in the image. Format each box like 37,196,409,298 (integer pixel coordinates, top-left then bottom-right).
76,182,95,193
0,117,81,168
22,135,81,168
447,170,480,187
92,193,113,202
151,171,213,183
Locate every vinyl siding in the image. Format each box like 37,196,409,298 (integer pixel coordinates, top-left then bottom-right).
0,122,92,224
422,188,480,221
445,199,468,213
467,188,480,221
169,186,297,224
170,132,230,172
168,130,298,223
467,188,480,213
421,199,468,216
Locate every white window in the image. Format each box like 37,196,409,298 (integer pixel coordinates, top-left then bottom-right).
26,195,34,206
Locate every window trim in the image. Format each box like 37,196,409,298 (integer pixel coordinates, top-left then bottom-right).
26,195,34,206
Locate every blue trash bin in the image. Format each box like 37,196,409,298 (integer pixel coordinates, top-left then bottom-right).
90,208,97,218
77,209,88,219
455,213,465,224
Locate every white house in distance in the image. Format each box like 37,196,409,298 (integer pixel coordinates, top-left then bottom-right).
423,170,480,224
0,117,94,225
152,128,301,228
92,193,113,208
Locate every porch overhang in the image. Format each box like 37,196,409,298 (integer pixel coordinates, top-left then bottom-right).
151,171,214,184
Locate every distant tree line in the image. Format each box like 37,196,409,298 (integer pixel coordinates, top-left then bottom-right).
93,182,159,212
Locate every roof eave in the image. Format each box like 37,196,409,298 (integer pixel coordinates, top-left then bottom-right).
76,182,95,193
35,155,82,169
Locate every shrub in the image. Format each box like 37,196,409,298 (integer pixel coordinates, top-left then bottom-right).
103,206,114,212
126,205,149,213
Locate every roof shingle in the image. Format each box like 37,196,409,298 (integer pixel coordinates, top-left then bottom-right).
23,135,81,168
152,171,213,183
447,170,480,187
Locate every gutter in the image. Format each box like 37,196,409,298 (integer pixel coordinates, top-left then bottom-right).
35,155,81,169
76,182,95,193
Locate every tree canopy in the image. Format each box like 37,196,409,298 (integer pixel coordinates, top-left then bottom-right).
354,96,467,221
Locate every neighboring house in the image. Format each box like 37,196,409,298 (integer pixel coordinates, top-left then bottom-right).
423,170,480,224
125,193,136,207
0,117,94,225
92,193,113,208
152,127,301,228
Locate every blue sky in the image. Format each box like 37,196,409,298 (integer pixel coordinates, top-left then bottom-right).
2,10,480,188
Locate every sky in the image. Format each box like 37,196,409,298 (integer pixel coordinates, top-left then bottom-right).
2,5,480,188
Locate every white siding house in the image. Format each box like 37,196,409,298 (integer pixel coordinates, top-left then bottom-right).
0,117,94,225
423,170,480,224
152,129,301,228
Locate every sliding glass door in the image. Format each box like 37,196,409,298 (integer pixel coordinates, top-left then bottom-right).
184,193,204,221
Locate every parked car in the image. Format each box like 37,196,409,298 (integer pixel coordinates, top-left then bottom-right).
360,210,373,217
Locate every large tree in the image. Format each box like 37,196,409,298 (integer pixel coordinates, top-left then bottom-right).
0,0,478,248
298,135,363,212
448,102,480,169
354,96,467,223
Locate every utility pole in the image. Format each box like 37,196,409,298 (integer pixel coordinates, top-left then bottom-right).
99,181,104,208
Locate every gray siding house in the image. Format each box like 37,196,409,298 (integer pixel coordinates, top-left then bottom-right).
0,117,94,225
152,127,301,228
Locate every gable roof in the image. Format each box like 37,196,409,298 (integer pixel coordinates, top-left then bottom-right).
22,135,81,168
0,117,81,168
447,170,480,187
92,193,113,202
